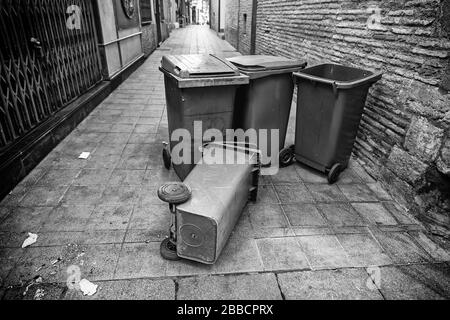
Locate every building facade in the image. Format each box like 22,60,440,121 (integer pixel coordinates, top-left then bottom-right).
0,0,172,200
141,0,175,56
225,0,450,237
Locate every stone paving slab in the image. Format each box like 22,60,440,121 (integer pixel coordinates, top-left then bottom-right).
377,264,450,300
256,237,310,272
277,268,384,300
0,25,449,300
177,274,283,300
64,279,175,300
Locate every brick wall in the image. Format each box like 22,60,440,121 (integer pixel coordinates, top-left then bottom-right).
238,0,253,54
227,0,450,237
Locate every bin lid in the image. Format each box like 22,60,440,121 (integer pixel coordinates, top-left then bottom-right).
161,54,241,78
227,55,307,72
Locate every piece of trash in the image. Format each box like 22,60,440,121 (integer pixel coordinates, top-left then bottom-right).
23,283,33,296
76,252,85,260
79,279,98,296
22,233,38,248
78,152,91,159
23,276,42,296
34,288,45,300
35,264,45,272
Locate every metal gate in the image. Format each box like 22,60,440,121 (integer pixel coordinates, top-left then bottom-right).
0,0,102,151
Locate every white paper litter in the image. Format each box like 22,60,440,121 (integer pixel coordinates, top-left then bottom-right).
34,288,45,300
78,152,91,159
79,279,98,296
22,233,38,248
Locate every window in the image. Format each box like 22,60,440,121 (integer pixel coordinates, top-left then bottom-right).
243,13,247,35
140,0,152,24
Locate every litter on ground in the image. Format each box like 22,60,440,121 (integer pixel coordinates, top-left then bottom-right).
21,233,38,248
34,288,45,300
78,152,91,159
79,279,98,296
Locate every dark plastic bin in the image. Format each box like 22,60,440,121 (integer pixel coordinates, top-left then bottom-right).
289,63,382,183
227,55,307,165
159,54,249,180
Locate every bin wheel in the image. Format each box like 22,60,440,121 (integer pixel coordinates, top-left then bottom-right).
162,148,171,170
160,238,180,261
279,147,295,168
327,163,343,184
158,182,192,205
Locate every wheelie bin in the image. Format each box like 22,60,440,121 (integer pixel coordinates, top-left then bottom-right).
159,54,249,180
226,55,307,165
285,63,382,184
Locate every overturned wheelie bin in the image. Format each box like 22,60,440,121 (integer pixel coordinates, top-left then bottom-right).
159,54,249,180
158,142,260,264
284,64,382,184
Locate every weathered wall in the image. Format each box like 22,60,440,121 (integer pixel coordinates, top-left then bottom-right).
229,0,450,237
141,23,158,56
225,0,239,48
141,0,172,56
225,0,253,53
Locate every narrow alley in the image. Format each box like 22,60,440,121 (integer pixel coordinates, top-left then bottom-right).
0,25,449,300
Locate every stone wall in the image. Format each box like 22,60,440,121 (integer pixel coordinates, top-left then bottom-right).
226,0,450,237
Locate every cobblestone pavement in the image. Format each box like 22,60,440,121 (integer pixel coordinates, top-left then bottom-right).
0,25,449,300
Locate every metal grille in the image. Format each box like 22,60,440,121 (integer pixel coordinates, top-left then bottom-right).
0,0,102,151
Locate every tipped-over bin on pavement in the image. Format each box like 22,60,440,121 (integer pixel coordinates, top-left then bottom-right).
158,142,260,264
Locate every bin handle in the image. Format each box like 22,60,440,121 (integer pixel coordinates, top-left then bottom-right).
294,71,383,89
200,141,261,155
337,72,383,89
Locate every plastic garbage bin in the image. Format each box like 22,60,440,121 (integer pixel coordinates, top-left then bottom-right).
287,63,382,184
159,54,249,180
227,55,307,165
158,142,260,264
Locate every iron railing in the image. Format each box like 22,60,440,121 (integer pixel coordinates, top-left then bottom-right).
0,0,102,151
